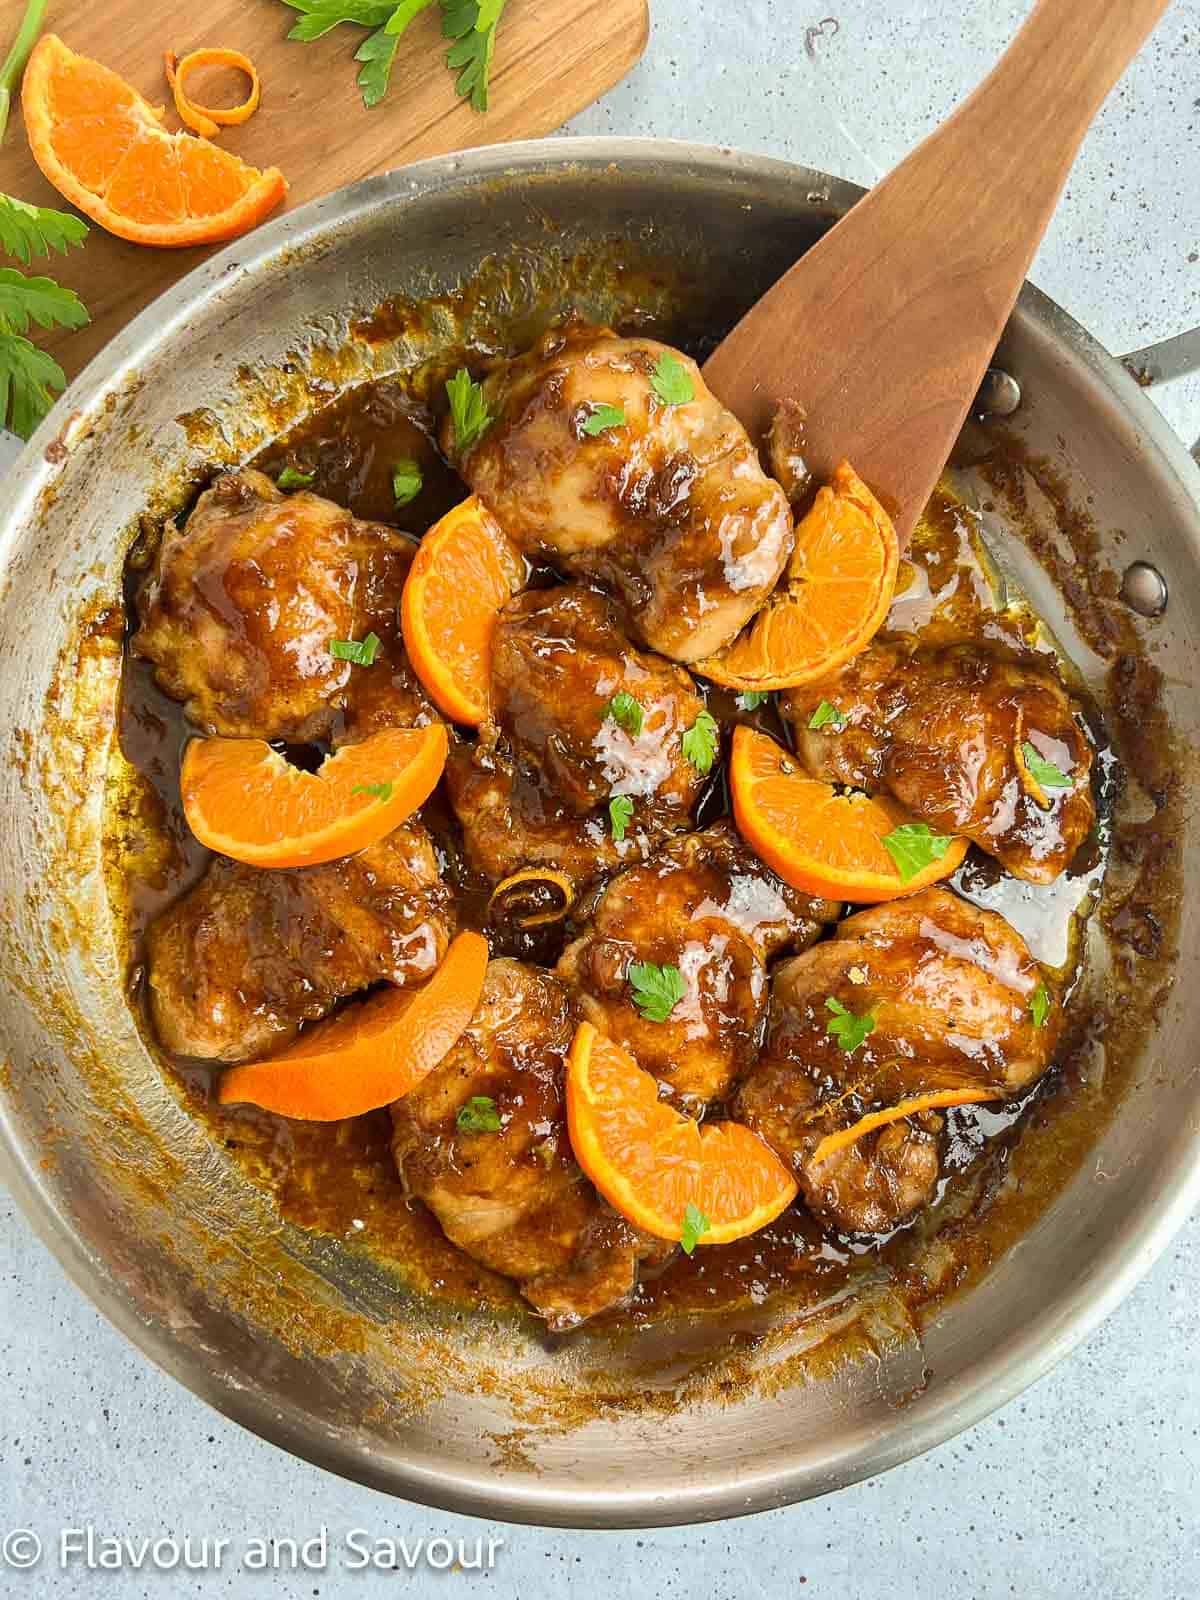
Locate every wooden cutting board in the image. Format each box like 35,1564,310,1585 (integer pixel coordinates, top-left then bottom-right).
0,0,649,379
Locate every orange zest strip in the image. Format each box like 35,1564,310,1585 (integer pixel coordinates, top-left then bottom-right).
565,1022,798,1245
165,48,262,139
810,1088,1002,1167
217,930,489,1120
401,496,527,726
181,722,448,869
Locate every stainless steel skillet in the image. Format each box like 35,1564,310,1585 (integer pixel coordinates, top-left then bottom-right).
0,140,1198,1528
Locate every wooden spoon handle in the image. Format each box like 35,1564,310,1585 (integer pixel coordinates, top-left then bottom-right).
704,0,1171,539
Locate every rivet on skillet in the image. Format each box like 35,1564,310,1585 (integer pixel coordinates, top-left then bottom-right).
975,368,1022,417
1120,560,1168,618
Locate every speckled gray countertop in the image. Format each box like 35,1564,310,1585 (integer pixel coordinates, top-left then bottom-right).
3,2,1199,1594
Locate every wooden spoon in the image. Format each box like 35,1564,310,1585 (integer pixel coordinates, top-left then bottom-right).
702,0,1171,542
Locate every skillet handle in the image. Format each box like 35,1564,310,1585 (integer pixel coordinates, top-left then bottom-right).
1117,329,1200,463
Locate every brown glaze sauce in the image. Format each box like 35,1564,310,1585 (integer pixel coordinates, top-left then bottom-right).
104,325,1176,1340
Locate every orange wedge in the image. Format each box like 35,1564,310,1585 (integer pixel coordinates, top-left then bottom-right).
181,723,448,869
811,1088,1002,1167
565,1022,798,1245
401,496,527,726
695,460,899,691
730,725,968,902
23,35,287,247
218,931,489,1119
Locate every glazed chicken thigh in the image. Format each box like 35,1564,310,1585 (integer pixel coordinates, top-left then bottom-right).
737,887,1059,1234
448,323,794,663
782,642,1095,883
491,585,708,815
390,959,666,1328
133,468,434,743
146,822,453,1062
447,583,708,893
557,824,838,1108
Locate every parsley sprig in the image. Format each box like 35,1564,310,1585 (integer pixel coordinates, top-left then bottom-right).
649,351,694,407
281,0,509,113
457,1094,502,1133
881,822,955,884
0,194,88,439
825,997,877,1054
581,402,626,437
681,708,720,776
1029,982,1050,1029
446,367,493,453
329,631,382,665
628,960,685,1024
608,794,634,842
606,691,644,737
392,459,423,505
1021,740,1073,791
680,1202,710,1256
808,699,846,731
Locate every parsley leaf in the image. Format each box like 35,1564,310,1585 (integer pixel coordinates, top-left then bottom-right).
0,195,88,265
680,1202,710,1256
737,690,770,711
628,960,685,1024
1030,982,1050,1029
825,997,877,1054
606,691,644,737
441,0,509,113
1021,741,1073,790
808,699,846,731
681,708,720,775
282,1,400,43
0,269,88,335
649,350,695,407
446,367,493,452
276,465,314,490
351,781,394,802
608,794,634,843
392,458,423,505
0,334,66,439
581,402,626,437
457,1094,502,1133
881,822,955,883
328,631,382,665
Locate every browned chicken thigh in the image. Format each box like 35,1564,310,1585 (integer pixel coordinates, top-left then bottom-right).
782,642,1095,883
737,887,1059,1234
491,585,708,815
390,959,666,1329
146,822,453,1062
133,468,434,743
448,323,793,663
557,823,838,1108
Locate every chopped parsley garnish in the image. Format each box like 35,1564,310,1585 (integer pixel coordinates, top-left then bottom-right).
808,699,846,731
628,960,685,1024
456,1095,502,1133
680,1202,710,1256
1021,741,1073,790
649,350,695,407
581,402,626,437
328,631,382,666
276,464,314,490
681,708,720,776
1030,982,1051,1029
608,794,634,842
392,459,423,505
606,691,644,737
737,690,770,711
881,822,955,883
446,366,492,452
825,996,877,1054
351,781,394,802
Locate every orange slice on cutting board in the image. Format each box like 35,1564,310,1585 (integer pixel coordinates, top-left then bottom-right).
181,723,448,869
22,34,287,247
695,460,899,691
565,1022,798,1245
218,931,489,1120
730,724,968,902
401,496,527,726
